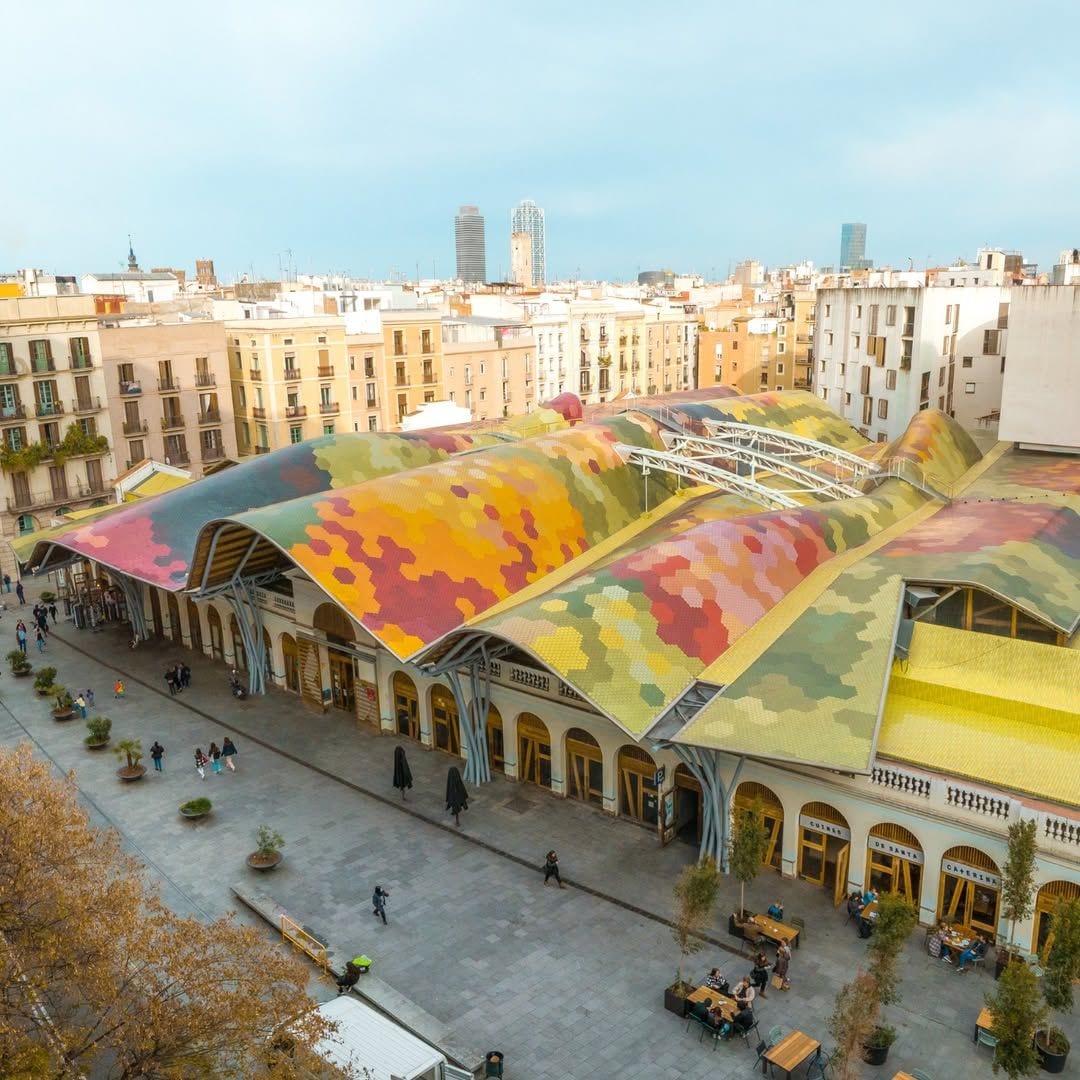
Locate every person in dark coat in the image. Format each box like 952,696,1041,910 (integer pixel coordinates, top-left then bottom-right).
445,766,468,827
392,746,413,800
372,886,389,925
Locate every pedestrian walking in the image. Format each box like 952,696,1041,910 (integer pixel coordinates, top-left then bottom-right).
35,626,45,652
372,886,389,925
543,850,566,888
180,663,191,689
164,668,177,696
35,608,48,634
172,662,184,693
48,603,57,626
150,741,165,772
85,688,95,708
74,693,87,720
113,679,126,698
392,745,412,800
15,581,24,605
3,573,10,593
221,737,237,771
445,765,468,828
773,940,792,991
194,748,207,780
208,742,223,774
16,622,27,654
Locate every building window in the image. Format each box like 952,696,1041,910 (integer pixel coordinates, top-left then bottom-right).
364,354,375,378
777,342,785,354
393,331,404,356
1001,356,1006,374
885,370,897,390
351,386,357,400
289,426,303,444
348,355,355,371
825,332,833,345
421,328,432,353
877,398,888,419
317,335,327,345
885,305,896,326
845,392,852,406
862,396,873,424
965,382,976,394
323,423,335,435
855,305,862,319
938,367,946,387
983,329,1000,354
366,383,377,407
776,362,784,374
962,356,973,368
368,416,378,432
824,304,831,317
283,337,293,346
945,304,953,324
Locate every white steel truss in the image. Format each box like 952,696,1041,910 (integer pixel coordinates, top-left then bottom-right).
661,432,865,500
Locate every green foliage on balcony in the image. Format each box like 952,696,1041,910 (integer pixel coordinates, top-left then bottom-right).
0,425,109,472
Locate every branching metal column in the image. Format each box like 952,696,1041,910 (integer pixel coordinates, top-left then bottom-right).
227,581,268,696
114,572,149,642
669,746,744,870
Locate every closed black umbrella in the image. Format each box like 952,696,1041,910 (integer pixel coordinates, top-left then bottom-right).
392,746,413,800
446,766,468,827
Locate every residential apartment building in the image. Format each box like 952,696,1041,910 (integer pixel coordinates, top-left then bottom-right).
531,312,569,402
643,308,696,396
814,286,1009,442
379,311,445,426
345,332,386,432
98,319,237,474
0,296,113,576
227,319,350,454
442,320,534,420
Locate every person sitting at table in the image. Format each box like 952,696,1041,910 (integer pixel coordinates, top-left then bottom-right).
956,936,987,973
690,997,713,1024
750,952,770,998
733,975,756,1010
862,886,879,905
928,921,948,961
726,1005,756,1039
705,967,729,994
846,891,865,919
766,899,784,921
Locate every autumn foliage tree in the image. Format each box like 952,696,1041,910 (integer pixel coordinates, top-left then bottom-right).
0,743,337,1078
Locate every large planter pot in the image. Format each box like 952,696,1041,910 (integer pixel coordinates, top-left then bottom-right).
84,739,110,751
52,708,76,722
247,851,282,871
663,985,691,1016
12,667,32,678
117,766,146,782
1035,1031,1069,1074
863,1042,890,1067
180,808,211,820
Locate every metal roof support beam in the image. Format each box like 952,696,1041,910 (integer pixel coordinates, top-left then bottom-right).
614,444,800,510
227,580,267,696
663,745,744,871
113,572,149,643
197,524,227,594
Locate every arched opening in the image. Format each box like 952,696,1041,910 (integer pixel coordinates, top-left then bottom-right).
674,764,702,846
262,627,273,681
486,704,504,774
566,728,603,807
149,589,164,638
939,846,1001,937
229,614,247,671
281,633,299,693
1034,881,1080,955
798,802,852,906
866,823,923,906
206,606,224,662
617,745,659,826
517,713,551,789
735,781,784,872
430,685,461,756
186,599,203,653
392,673,420,741
315,603,355,712
166,593,182,645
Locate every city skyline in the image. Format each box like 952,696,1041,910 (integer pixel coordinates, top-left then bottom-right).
4,2,1079,279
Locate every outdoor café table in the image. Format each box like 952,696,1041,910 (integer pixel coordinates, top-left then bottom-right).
974,1006,995,1043
762,1030,821,1077
686,985,738,1021
892,1073,917,1079
750,913,801,948
943,924,976,954
858,901,878,938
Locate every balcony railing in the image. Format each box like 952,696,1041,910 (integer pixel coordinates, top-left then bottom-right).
285,405,307,419
0,361,21,379
901,323,915,337
251,407,266,420
157,377,180,392
394,376,409,387
30,359,56,374
900,356,912,371
160,414,185,431
35,401,64,418
123,419,149,436
194,372,216,388
120,380,142,395
6,478,114,512
0,404,27,420
283,367,300,381
318,402,340,415
248,368,263,381
198,409,221,424
254,445,272,454
71,397,102,415
423,372,437,385
166,450,191,465
317,365,334,378
202,445,226,461
70,356,94,371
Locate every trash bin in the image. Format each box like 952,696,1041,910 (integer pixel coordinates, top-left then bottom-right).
484,1050,504,1077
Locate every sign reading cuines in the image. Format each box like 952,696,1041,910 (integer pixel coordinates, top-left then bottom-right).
799,815,851,841
868,836,924,865
943,859,1001,890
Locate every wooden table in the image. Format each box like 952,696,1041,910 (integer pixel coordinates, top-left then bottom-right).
762,1030,821,1076
892,1072,917,1079
750,913,801,948
943,924,977,954
686,985,738,1020
974,1005,995,1043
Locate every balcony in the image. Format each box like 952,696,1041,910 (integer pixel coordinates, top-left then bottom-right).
394,376,410,388
123,419,149,436
30,358,56,375
157,377,180,392
71,397,102,415
796,334,813,344
0,404,26,421
248,368,263,381
285,404,307,419
365,398,377,410
254,445,272,455
0,361,21,379
283,367,300,382
901,323,915,337
319,402,340,415
195,371,216,388
166,449,191,465
70,356,94,371
900,356,912,371
251,407,266,420
198,408,222,425
794,378,812,390
423,372,437,385
202,445,226,462
35,401,64,418
120,380,142,395
160,414,185,431
317,365,334,378
6,478,113,512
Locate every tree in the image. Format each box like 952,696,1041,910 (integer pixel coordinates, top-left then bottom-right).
987,957,1046,1079
827,971,879,1080
1040,896,1080,1056
866,892,917,1007
0,743,336,1078
670,856,721,991
1000,818,1038,951
728,798,770,919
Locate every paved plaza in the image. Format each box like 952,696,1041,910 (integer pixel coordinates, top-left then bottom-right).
2,581,1076,1079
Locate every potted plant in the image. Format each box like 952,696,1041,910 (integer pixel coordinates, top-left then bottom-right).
7,649,32,677
84,715,112,750
49,685,75,721
998,818,1038,977
180,797,213,820
113,738,146,781
665,855,721,1014
828,971,879,1080
863,1024,896,1066
33,666,58,695
248,824,285,870
987,954,1046,1079
1035,896,1080,1074
39,589,56,604
728,797,770,932
859,892,916,1065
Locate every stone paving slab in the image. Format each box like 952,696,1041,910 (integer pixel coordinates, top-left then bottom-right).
0,582,1074,1079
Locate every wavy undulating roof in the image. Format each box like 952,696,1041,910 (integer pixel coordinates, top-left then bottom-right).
465,482,929,735
192,413,675,658
29,430,503,589
873,408,982,485
963,449,1080,504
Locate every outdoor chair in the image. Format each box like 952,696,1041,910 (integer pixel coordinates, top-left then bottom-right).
738,1020,760,1048
910,1070,934,1080
751,1039,769,1070
739,928,763,956
791,915,806,941
768,1025,784,1046
962,954,986,976
976,1029,999,1052
806,1047,832,1078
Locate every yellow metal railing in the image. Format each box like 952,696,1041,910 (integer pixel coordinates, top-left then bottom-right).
280,915,329,972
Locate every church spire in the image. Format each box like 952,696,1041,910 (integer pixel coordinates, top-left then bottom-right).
127,235,139,272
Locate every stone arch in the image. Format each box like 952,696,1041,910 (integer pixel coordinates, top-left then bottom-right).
166,592,182,645
617,744,658,826
281,633,299,692
939,845,1002,937
206,605,224,662
314,602,355,642
798,801,853,904
517,712,551,789
392,671,420,742
566,727,603,807
429,683,462,757
866,822,924,906
734,780,784,872
1034,880,1080,955
486,703,504,774
186,598,203,653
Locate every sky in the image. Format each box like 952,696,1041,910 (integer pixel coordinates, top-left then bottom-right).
4,1,1080,283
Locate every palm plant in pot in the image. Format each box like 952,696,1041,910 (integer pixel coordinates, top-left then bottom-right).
1035,896,1080,1074
33,666,58,696
84,715,112,750
113,738,146,781
665,855,721,1014
7,649,32,677
49,685,75,721
248,824,285,870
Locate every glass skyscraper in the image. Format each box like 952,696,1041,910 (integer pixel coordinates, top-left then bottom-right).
511,199,546,286
840,223,869,269
454,205,487,283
